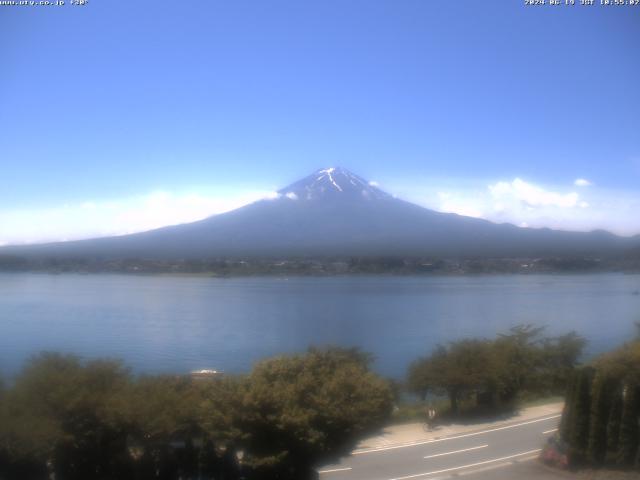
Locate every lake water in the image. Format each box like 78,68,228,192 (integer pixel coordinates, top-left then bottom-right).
1,273,639,379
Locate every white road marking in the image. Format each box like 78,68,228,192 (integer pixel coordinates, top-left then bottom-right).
318,467,353,474
459,453,539,476
457,461,512,476
387,449,541,480
352,415,560,455
543,428,558,434
423,444,488,459
514,454,540,462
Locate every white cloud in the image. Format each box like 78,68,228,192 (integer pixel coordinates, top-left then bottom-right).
357,175,640,236
574,178,593,187
0,189,276,245
426,178,640,236
489,178,579,208
285,192,298,200
436,178,585,227
369,181,379,187
437,192,484,218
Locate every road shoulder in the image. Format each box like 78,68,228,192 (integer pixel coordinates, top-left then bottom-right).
354,402,563,454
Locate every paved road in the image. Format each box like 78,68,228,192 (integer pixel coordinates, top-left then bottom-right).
317,414,560,480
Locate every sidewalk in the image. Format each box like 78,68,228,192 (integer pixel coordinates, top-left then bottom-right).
354,402,564,454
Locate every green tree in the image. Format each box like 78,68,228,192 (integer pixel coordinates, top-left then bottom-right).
126,374,208,479
559,371,576,443
606,387,624,464
0,353,132,479
492,325,545,403
558,339,640,469
409,326,585,417
617,382,640,466
429,340,494,414
567,366,594,465
407,356,437,401
235,347,393,479
541,331,586,395
587,371,616,465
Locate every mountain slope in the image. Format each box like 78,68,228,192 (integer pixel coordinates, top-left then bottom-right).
2,167,638,259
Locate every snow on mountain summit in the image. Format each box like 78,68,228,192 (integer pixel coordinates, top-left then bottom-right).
277,167,390,201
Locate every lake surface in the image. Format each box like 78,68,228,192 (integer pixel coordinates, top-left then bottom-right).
1,273,639,379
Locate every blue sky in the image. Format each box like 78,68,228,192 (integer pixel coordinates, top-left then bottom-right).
1,1,639,244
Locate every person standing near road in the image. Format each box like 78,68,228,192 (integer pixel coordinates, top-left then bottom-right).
425,404,437,431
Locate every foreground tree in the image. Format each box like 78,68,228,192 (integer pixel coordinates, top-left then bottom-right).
126,375,209,479
491,325,545,404
1,347,395,480
234,347,393,479
587,371,616,464
443,340,495,414
0,353,132,479
542,331,587,395
407,355,437,401
559,336,640,470
407,326,585,415
567,366,595,464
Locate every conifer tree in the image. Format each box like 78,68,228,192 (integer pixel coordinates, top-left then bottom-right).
568,366,594,464
617,382,640,466
560,371,576,442
605,385,624,464
587,372,613,465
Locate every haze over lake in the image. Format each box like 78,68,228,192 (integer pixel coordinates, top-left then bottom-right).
1,273,639,379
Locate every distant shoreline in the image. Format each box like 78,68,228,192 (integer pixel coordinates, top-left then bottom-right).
1,256,640,277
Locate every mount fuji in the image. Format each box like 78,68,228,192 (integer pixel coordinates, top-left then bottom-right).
2,167,637,260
